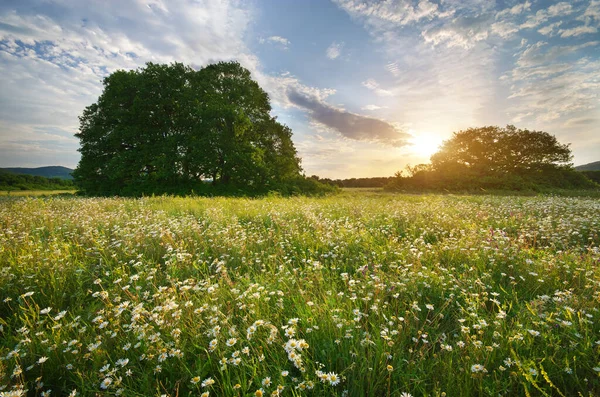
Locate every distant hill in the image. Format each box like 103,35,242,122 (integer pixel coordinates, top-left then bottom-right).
575,161,600,171
1,166,74,180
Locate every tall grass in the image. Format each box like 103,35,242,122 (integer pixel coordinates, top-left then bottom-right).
0,192,599,396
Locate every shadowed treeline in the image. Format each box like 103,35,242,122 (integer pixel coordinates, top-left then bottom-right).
0,170,75,192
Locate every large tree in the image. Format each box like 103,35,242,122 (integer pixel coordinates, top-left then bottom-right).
73,62,301,195
388,125,595,191
430,125,573,174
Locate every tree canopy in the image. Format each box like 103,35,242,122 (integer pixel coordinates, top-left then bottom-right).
74,62,307,196
388,125,596,191
430,125,572,173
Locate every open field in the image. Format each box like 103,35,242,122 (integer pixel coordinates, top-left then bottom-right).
1,192,599,396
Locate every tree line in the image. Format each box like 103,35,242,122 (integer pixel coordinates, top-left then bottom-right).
0,170,75,191
309,176,394,188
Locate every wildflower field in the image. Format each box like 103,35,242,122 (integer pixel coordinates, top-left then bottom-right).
1,192,599,396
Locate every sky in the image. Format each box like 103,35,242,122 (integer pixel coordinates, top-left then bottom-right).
0,0,599,178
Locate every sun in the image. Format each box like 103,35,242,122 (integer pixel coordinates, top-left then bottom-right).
409,132,442,159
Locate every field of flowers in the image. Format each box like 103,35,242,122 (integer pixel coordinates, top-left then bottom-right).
0,192,599,396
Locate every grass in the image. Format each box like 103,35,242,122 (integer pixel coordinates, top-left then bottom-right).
0,191,599,396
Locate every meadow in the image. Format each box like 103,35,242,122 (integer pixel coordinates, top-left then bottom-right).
0,192,599,396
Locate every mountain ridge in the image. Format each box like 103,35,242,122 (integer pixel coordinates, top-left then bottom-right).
1,166,74,180
575,161,600,171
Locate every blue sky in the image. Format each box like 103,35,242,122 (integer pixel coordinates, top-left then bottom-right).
0,0,598,178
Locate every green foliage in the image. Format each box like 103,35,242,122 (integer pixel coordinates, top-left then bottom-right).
0,170,75,191
388,125,598,192
1,193,599,396
310,175,394,188
74,62,311,196
580,171,600,184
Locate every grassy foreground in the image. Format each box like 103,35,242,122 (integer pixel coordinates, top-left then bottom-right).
0,192,599,396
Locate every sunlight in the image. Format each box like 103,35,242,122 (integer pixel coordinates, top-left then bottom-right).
408,131,443,159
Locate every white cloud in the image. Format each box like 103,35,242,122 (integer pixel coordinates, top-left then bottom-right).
386,61,401,76
333,0,443,29
326,41,344,59
547,2,576,17
538,21,563,36
515,41,600,68
559,25,598,37
496,1,531,18
520,2,574,29
261,35,290,49
504,41,600,126
583,0,600,20
362,104,388,110
491,20,519,38
422,14,491,49
362,79,394,96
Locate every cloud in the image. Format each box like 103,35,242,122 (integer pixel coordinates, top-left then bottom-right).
504,41,600,125
326,41,344,59
582,0,600,20
520,2,574,29
490,20,519,38
261,35,290,49
537,21,563,36
496,1,531,18
362,79,394,96
386,61,401,76
559,25,598,37
564,117,598,127
259,72,408,147
422,13,492,49
515,41,600,68
362,104,388,111
333,0,445,29
286,86,409,147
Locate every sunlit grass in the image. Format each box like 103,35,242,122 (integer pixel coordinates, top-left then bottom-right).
0,192,599,396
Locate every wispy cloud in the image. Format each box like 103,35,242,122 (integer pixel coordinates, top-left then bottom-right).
559,25,598,37
362,79,394,96
362,104,388,111
260,35,291,49
333,0,445,29
326,41,344,59
520,2,574,29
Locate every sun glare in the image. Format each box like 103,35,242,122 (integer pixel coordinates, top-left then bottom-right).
409,132,442,159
